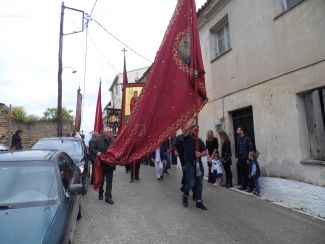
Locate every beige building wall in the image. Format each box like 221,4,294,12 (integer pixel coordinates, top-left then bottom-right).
198,0,325,186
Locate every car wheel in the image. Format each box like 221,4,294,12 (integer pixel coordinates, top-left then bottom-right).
77,204,82,220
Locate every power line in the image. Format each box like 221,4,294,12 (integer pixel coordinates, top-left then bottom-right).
0,13,56,18
81,22,89,132
89,0,98,17
90,18,153,64
87,33,120,73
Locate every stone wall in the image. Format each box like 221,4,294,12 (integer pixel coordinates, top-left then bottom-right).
0,103,72,149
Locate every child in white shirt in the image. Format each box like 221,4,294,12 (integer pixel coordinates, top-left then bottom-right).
211,155,223,186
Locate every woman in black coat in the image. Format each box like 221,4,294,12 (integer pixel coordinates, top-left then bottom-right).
219,131,233,187
11,129,23,150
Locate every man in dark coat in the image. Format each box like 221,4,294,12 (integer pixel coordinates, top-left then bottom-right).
182,124,208,210
91,129,115,204
235,127,251,191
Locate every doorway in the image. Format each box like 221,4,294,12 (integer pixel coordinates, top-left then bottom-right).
232,106,256,151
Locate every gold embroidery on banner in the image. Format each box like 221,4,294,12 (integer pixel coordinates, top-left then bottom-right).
173,28,192,76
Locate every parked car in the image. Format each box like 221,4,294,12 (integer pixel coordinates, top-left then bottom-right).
32,137,89,194
0,150,83,244
0,143,9,152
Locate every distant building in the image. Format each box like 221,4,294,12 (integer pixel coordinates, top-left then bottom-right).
103,66,150,129
197,0,325,186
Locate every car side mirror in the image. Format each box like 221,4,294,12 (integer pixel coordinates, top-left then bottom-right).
68,184,84,195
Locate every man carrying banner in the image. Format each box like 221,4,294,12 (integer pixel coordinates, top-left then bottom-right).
91,129,115,204
182,121,208,210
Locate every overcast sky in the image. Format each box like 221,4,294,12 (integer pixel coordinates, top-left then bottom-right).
0,0,207,137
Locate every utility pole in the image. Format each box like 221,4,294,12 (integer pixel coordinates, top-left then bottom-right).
8,104,12,148
57,2,64,137
57,2,85,137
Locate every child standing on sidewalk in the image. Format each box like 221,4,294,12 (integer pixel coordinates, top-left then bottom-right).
211,155,223,186
248,151,261,196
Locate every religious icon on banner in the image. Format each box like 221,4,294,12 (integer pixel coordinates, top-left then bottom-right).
124,85,143,123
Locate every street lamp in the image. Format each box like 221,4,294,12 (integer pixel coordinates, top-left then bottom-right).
64,66,77,74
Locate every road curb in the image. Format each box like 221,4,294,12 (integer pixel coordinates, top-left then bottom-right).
229,187,325,222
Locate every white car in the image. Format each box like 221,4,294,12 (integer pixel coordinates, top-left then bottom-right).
0,144,8,151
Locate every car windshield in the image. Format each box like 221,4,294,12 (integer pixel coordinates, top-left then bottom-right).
33,139,83,156
0,162,59,207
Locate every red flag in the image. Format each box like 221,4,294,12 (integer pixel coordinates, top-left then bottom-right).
104,0,207,165
94,81,103,133
74,88,82,132
119,54,129,130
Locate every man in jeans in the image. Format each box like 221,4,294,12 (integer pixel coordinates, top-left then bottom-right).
91,129,115,204
235,127,251,191
182,124,208,210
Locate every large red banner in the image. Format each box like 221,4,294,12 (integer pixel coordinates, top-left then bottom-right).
101,0,207,165
74,88,82,132
94,81,103,133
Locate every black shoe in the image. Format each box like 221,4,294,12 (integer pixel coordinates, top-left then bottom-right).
196,202,207,210
160,175,163,181
98,194,103,200
239,186,247,191
246,188,253,193
130,179,135,183
183,196,188,208
105,199,114,204
135,178,141,181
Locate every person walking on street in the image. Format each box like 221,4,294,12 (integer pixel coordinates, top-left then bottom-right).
89,132,100,185
206,130,219,183
91,129,115,204
161,138,171,176
219,131,233,188
130,160,141,182
235,127,251,191
171,135,178,166
11,129,23,150
174,130,186,192
182,123,208,210
150,146,165,181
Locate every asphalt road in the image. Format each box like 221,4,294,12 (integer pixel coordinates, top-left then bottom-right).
74,165,325,244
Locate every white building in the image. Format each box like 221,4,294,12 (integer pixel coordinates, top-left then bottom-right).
197,0,325,186
108,66,149,109
103,66,149,128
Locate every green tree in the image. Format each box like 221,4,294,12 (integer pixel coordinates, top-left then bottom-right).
43,107,74,124
12,106,27,121
11,106,40,123
25,114,39,123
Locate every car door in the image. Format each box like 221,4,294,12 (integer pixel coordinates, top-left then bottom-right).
58,153,78,244
62,153,81,242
